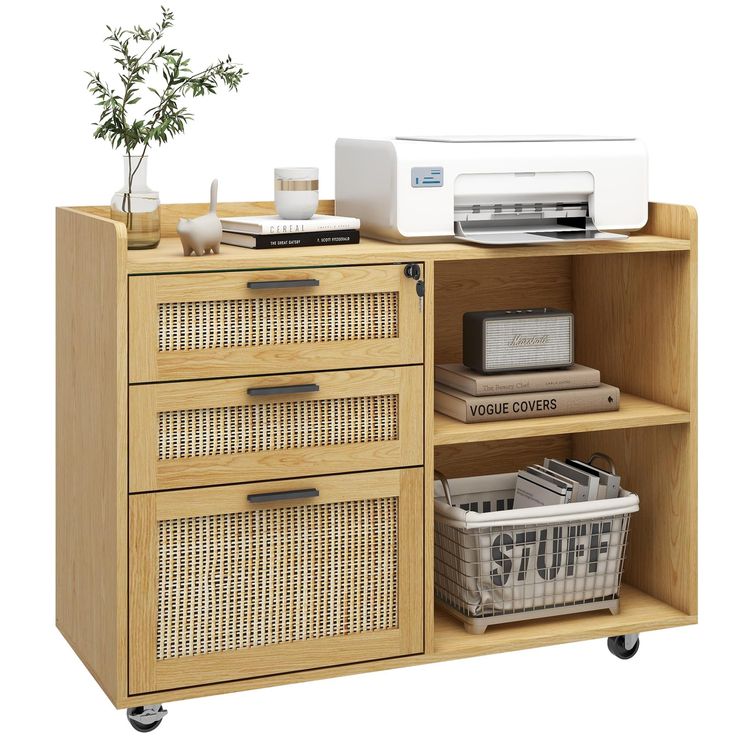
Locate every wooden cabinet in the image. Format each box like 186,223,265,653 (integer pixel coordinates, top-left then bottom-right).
56,200,697,717
129,469,423,692
129,265,423,382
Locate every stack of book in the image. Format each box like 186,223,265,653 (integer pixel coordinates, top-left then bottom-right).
514,456,621,508
434,363,620,423
220,214,360,249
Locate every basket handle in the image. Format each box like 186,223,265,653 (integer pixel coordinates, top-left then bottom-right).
434,470,453,506
586,452,617,476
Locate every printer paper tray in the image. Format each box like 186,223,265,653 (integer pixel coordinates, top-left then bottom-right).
454,221,628,245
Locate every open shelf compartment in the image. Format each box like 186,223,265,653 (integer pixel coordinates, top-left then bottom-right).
431,422,697,648
427,205,697,649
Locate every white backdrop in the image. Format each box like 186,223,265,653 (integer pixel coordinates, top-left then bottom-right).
1,0,732,733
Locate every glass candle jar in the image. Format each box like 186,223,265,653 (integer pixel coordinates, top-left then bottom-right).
274,167,319,219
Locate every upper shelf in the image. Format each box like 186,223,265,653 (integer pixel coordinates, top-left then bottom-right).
433,392,690,445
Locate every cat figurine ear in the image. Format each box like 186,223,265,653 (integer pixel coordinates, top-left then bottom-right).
178,179,222,256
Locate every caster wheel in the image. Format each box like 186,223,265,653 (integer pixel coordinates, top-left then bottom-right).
127,705,168,732
607,634,640,660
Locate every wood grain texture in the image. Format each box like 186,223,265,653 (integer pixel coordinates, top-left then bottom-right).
574,425,696,616
122,233,690,274
641,201,698,240
119,583,693,708
435,436,572,480
421,261,435,652
434,393,690,445
572,203,697,616
129,495,157,693
129,469,423,693
153,471,405,519
56,207,128,704
573,251,692,409
129,264,422,382
129,366,424,491
434,257,572,364
431,583,693,657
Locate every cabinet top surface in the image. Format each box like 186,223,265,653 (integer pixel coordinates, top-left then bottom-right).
123,233,689,274
62,201,695,275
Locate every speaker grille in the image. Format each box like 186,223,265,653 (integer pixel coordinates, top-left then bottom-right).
158,292,399,352
158,394,399,460
156,498,399,660
483,315,573,371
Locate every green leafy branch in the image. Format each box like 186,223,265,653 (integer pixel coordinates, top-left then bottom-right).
86,6,246,214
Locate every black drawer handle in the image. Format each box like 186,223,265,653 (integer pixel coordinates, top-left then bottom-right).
247,278,320,289
247,383,319,397
247,488,319,503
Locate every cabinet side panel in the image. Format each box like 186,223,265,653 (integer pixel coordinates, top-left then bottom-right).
56,208,127,704
640,202,697,240
573,204,697,616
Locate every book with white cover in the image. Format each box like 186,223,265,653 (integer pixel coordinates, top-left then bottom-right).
543,458,600,501
514,470,570,509
220,214,360,235
525,465,576,502
566,459,621,499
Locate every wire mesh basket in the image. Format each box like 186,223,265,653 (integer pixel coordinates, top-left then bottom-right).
434,464,639,634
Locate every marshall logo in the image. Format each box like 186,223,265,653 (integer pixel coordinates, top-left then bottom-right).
507,334,550,348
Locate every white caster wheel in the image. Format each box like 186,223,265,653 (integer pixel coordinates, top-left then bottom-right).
126,704,168,732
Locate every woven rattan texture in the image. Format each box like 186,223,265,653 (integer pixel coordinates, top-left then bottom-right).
156,498,399,660
158,292,399,352
158,394,399,460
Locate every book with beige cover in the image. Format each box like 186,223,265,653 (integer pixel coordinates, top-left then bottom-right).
435,383,620,423
435,363,600,397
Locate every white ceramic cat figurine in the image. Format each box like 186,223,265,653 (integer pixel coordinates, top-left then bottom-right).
178,179,222,256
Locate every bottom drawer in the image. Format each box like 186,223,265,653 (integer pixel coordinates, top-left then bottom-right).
130,468,423,693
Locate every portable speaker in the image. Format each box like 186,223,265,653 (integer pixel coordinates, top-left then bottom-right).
463,308,574,374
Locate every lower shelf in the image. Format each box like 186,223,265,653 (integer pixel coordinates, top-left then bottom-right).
432,583,695,658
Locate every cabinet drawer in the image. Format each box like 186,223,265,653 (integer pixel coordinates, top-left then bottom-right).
130,366,423,492
129,265,423,382
129,468,423,693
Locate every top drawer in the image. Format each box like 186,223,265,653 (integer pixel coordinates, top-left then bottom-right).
129,264,423,383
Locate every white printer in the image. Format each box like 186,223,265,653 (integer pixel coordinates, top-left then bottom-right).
335,135,648,244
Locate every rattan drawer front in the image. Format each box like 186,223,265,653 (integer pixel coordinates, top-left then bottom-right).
129,468,423,693
129,366,423,492
129,265,423,382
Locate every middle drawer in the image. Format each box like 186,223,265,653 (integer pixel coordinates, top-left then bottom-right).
130,365,423,492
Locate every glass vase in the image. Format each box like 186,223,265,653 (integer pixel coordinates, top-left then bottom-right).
111,154,161,249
